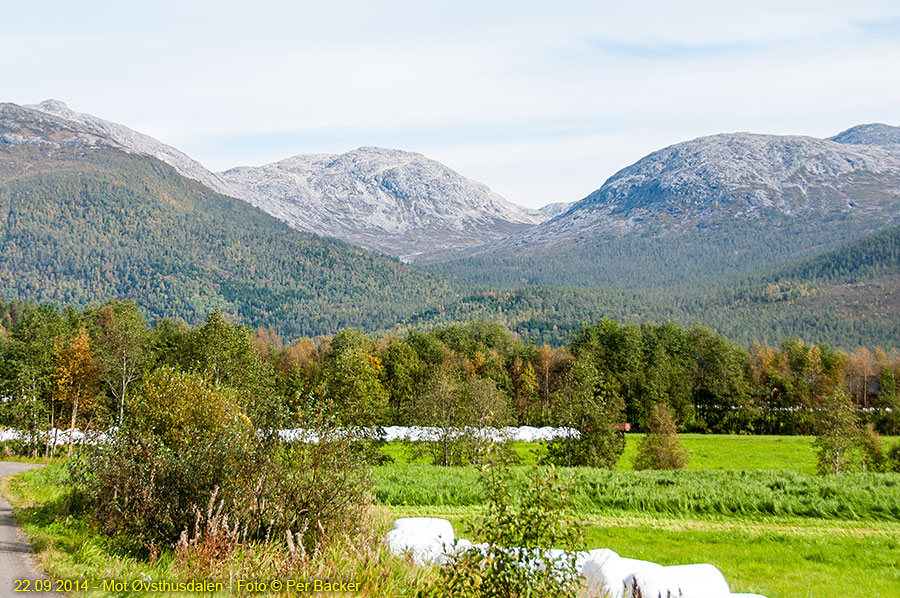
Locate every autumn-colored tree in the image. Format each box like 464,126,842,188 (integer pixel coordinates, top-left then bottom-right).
510,356,539,424
280,337,318,377
847,347,877,408
252,325,283,365
53,326,100,457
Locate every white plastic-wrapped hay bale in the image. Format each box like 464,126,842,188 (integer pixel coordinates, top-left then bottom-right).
624,563,731,598
580,548,665,598
384,517,455,566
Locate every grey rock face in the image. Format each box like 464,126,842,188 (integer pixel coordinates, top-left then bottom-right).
1,102,117,149
220,147,545,261
21,100,543,261
537,201,575,220
476,131,900,254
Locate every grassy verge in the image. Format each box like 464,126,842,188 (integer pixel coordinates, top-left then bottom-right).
1,463,180,596
2,463,426,597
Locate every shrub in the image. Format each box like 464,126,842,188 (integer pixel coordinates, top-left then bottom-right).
886,444,900,473
633,403,689,471
71,367,256,546
859,423,885,473
422,457,582,598
73,366,374,556
236,423,373,546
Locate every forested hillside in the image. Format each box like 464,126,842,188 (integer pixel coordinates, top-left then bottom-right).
0,144,453,337
429,215,880,289
411,224,900,349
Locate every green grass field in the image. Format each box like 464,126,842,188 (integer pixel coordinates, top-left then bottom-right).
382,433,900,473
4,435,900,597
374,434,900,598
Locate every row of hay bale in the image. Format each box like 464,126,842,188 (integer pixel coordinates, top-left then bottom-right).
278,425,580,443
385,517,768,598
2,425,580,445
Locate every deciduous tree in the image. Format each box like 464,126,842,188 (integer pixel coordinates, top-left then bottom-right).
53,325,100,457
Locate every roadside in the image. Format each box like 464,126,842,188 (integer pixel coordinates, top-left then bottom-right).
0,462,61,597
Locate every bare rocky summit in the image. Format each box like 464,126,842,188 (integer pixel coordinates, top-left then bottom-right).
220,147,545,261
537,201,575,220
18,100,543,261
829,123,900,147
475,131,900,255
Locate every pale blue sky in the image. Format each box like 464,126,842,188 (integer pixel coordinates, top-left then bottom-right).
3,0,900,208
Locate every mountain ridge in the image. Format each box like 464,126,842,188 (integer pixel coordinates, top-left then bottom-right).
0,103,455,338
22,100,545,260
476,131,900,255
219,146,545,261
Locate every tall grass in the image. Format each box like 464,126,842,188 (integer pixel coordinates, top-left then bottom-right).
374,465,900,521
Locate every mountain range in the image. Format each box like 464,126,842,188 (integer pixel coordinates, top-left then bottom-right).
0,102,453,337
28,100,544,261
3,99,900,347
435,125,900,289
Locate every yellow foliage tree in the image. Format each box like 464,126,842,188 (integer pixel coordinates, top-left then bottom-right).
53,326,100,457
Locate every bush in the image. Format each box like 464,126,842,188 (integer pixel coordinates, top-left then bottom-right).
422,457,582,598
886,444,900,473
73,366,374,555
859,424,885,473
71,367,256,546
237,421,373,546
633,403,689,471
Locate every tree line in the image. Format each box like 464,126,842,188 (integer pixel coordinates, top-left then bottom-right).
2,298,899,462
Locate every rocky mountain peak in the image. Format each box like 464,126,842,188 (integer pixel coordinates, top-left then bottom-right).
464,129,900,258
220,146,545,261
829,123,900,147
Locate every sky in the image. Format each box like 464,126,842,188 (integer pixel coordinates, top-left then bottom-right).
3,0,900,209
